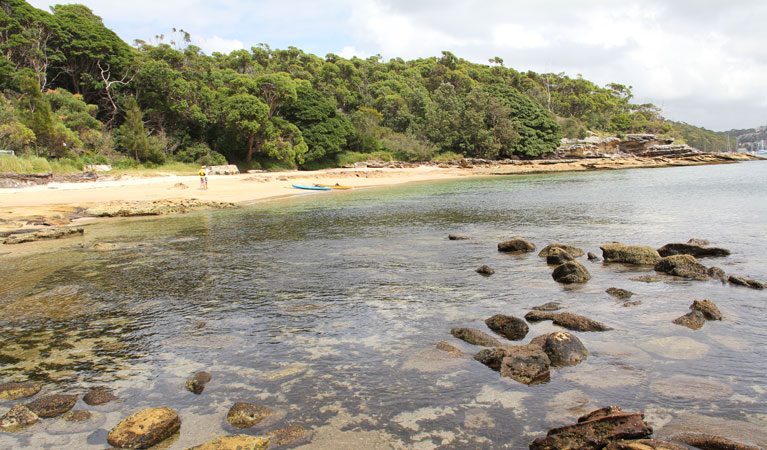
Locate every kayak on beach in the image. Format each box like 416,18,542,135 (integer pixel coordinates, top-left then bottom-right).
314,184,353,189
292,184,332,191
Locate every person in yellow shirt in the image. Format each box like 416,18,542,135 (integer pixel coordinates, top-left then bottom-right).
199,166,208,190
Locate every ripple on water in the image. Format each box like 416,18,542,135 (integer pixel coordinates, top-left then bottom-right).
562,363,646,388
639,336,710,360
650,374,733,401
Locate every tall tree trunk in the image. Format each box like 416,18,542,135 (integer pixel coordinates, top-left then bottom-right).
245,134,255,162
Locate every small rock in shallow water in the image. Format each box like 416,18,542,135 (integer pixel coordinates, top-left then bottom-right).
655,255,708,280
186,371,212,394
498,344,551,385
529,331,588,367
529,406,652,450
553,312,612,332
82,389,118,406
0,404,39,432
267,425,308,446
728,275,765,290
435,341,461,356
669,433,761,450
525,310,558,322
605,439,688,449
546,248,574,265
690,299,722,320
552,261,592,284
606,287,634,299
475,265,494,275
538,243,584,258
687,238,710,246
600,243,661,265
657,242,730,258
25,394,78,418
450,327,503,347
226,403,273,429
707,266,727,282
0,381,41,400
531,302,564,312
672,310,705,330
448,234,470,240
497,238,536,253
587,252,601,261
485,314,528,340
107,406,181,449
188,434,270,450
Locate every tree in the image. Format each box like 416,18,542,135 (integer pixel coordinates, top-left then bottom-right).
223,93,268,162
116,96,150,162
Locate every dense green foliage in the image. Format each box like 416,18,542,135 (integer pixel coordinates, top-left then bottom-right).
0,1,736,172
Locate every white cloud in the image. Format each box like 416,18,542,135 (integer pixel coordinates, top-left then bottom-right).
196,36,244,55
492,24,548,49
338,46,368,59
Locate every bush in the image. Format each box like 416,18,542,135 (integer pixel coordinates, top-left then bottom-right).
380,133,437,161
0,154,51,173
175,142,227,166
431,152,464,162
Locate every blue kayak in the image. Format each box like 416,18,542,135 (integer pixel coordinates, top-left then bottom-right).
292,184,332,191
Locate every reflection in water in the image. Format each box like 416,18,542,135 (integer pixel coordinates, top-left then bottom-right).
1,162,767,448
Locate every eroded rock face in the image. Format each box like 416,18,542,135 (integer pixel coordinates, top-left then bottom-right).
0,404,39,432
450,327,503,347
672,310,705,330
82,389,118,406
188,434,270,450
538,244,585,258
107,406,181,449
655,255,708,280
0,382,41,400
25,394,78,418
600,243,662,265
498,238,536,253
485,314,529,341
529,332,588,367
728,275,765,290
657,243,730,258
499,344,551,385
476,265,495,275
606,288,634,299
186,371,212,395
529,406,653,450
226,403,273,429
691,299,722,320
552,261,592,284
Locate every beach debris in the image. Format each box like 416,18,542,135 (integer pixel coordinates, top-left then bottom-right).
672,310,706,330
529,331,588,367
2,227,83,245
186,371,212,395
728,275,765,290
600,243,662,265
82,389,118,406
107,406,181,449
657,242,730,258
450,327,503,347
498,238,536,253
655,255,708,280
0,381,41,400
25,394,78,418
476,265,495,275
0,404,39,432
475,344,551,385
529,406,652,450
538,243,585,258
226,403,274,428
606,287,634,299
188,435,270,450
552,261,592,284
485,314,529,340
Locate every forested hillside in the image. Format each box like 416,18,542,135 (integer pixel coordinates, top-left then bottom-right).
0,0,735,171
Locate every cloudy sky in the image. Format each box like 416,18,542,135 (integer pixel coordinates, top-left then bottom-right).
28,0,767,131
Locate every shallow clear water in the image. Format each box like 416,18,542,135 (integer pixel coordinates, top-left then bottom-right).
2,162,767,449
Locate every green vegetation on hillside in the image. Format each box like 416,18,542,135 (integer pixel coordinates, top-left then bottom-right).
0,1,735,173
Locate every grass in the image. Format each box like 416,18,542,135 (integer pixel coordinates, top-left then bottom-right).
0,154,52,173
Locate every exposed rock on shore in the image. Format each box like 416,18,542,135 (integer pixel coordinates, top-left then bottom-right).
0,404,39,432
601,243,662,265
2,227,83,244
85,199,235,217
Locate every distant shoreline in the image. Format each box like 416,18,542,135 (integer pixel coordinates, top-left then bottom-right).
1,153,763,256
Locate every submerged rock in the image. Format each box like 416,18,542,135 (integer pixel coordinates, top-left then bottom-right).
657,242,730,258
82,389,118,406
707,266,728,282
499,344,551,385
525,310,558,322
450,327,503,347
25,394,78,418
538,243,585,258
552,261,592,284
485,314,529,340
529,331,588,367
0,404,39,432
226,403,274,429
188,434,270,450
605,439,687,450
728,275,765,290
435,341,462,356
587,251,601,261
476,265,495,275
2,227,84,245
606,287,634,299
498,238,536,253
691,299,722,320
448,234,470,240
107,407,181,449
672,310,705,330
600,243,662,265
267,425,308,446
546,248,574,265
553,312,612,332
654,255,708,280
531,302,564,312
529,406,653,450
669,433,761,450
186,371,212,395
0,381,41,400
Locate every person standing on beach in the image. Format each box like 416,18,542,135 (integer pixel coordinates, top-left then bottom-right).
199,166,208,190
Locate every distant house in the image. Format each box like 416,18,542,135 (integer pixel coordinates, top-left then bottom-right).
0,150,15,156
